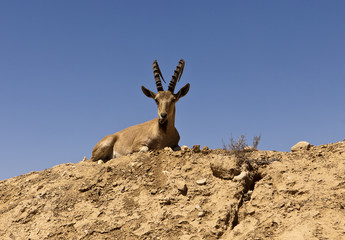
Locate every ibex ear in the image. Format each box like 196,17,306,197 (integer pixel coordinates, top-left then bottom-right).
141,86,156,99
175,83,190,100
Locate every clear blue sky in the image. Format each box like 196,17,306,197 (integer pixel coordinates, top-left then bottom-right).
1,1,344,180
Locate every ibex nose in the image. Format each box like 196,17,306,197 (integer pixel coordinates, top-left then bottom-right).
160,113,167,119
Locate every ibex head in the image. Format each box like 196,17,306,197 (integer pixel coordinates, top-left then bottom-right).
141,59,190,124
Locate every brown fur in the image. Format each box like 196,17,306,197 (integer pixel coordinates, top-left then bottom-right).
90,60,190,162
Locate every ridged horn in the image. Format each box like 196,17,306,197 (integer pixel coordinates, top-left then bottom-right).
168,59,185,93
153,60,166,92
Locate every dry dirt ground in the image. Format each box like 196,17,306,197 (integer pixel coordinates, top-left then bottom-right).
1,141,345,240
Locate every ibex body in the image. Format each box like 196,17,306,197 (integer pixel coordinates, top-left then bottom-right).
90,59,190,162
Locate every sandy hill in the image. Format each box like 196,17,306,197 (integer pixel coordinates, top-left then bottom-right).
1,142,345,240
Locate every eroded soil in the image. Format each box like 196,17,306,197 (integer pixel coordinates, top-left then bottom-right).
1,142,345,239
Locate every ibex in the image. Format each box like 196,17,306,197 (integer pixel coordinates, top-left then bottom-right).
90,59,190,162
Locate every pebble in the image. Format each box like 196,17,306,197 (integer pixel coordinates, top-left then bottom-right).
150,189,158,195
181,145,190,151
198,211,205,217
97,160,104,164
233,171,248,181
192,145,201,153
201,146,210,152
196,179,207,185
291,141,311,152
164,147,173,152
175,180,187,192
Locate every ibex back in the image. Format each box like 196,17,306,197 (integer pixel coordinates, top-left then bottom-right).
90,59,190,162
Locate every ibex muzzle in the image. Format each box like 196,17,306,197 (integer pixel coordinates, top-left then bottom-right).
90,59,190,162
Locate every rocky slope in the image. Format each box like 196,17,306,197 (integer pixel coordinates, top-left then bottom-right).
1,142,345,239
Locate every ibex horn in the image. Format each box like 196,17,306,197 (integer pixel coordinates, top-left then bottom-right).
168,59,185,93
153,60,166,92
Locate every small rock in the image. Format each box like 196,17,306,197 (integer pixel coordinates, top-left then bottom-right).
196,179,207,185
164,147,173,152
139,146,149,152
175,180,187,192
202,146,210,152
233,171,248,181
198,211,205,217
178,220,189,224
192,145,201,153
150,189,158,195
159,197,172,205
181,145,190,151
97,160,104,164
82,156,88,161
210,155,241,180
279,203,285,208
195,205,201,210
202,146,209,150
291,141,311,152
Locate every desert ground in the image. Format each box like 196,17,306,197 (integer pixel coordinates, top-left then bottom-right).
1,141,345,239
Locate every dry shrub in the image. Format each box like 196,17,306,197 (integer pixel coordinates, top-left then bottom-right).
253,135,261,149
223,134,261,160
